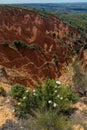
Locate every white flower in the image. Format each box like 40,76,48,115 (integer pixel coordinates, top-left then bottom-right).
56,80,61,85
48,100,52,104
18,102,21,105
60,97,63,100
54,90,57,93
12,109,15,112
53,103,57,107
26,90,29,93
33,92,36,96
57,95,60,98
23,96,26,99
33,89,36,92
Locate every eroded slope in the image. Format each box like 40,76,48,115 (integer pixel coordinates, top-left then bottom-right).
0,6,84,87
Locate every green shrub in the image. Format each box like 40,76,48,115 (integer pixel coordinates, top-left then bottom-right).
12,41,40,51
11,84,26,100
11,79,78,118
14,85,43,117
42,79,78,112
13,41,27,48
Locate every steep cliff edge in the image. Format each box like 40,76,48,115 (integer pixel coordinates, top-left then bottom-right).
0,6,84,87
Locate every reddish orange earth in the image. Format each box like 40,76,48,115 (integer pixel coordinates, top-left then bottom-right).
0,6,83,87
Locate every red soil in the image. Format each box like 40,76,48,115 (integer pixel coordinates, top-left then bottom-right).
0,6,83,87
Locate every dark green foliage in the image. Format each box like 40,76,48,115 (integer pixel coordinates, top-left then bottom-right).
13,41,27,48
43,79,56,110
84,43,87,50
11,41,40,51
53,12,87,34
11,84,26,100
10,80,78,130
50,32,56,38
11,79,78,118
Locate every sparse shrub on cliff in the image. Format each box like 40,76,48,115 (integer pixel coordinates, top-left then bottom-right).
12,41,39,50
83,43,87,50
53,53,59,66
13,41,27,48
0,85,6,97
27,44,40,51
50,32,56,38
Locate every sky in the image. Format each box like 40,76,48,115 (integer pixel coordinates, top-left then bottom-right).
0,0,87,4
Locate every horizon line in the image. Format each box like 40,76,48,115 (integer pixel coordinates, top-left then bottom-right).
0,2,87,4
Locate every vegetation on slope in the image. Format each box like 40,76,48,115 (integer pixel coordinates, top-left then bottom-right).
0,4,87,129
1,79,76,130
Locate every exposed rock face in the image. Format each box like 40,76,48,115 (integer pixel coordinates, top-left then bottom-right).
0,6,83,87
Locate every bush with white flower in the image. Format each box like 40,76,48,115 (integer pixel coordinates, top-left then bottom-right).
11,79,78,118
42,79,78,112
